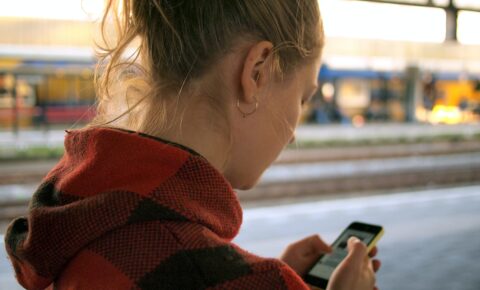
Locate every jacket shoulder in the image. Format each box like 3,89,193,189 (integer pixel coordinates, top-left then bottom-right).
54,221,308,290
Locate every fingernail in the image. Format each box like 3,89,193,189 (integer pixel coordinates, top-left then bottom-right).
349,237,360,243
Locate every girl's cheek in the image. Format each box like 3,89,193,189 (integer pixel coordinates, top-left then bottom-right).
293,106,302,127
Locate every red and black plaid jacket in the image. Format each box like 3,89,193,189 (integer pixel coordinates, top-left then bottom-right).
5,127,308,290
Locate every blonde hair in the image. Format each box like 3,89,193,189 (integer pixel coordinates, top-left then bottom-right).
91,0,324,134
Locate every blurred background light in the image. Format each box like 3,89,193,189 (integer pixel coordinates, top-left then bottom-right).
457,11,480,45
320,0,446,43
0,0,103,21
433,0,450,6
454,0,480,9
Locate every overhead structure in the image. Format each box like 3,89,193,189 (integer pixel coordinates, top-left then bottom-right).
354,0,480,42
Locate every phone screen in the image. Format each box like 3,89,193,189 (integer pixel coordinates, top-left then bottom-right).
308,228,377,280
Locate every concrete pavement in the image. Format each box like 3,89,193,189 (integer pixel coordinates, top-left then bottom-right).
236,185,480,290
2,185,480,289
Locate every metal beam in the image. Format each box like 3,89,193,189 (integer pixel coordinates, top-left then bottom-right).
445,0,458,42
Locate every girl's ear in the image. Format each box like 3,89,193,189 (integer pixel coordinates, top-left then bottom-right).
239,41,274,104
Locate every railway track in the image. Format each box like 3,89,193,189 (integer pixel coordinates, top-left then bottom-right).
2,165,479,226
277,140,480,163
2,140,480,184
238,163,480,203
1,141,480,225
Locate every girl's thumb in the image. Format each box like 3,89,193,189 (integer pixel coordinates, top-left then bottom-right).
346,237,367,262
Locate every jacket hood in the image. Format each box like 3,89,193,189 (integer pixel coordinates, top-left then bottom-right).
4,127,243,290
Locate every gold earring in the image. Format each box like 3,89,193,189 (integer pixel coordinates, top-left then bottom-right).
236,96,258,118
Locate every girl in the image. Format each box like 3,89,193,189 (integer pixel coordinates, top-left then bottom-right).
5,1,380,289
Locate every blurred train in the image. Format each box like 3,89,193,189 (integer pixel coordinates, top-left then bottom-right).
1,54,480,130
0,57,96,129
307,64,480,126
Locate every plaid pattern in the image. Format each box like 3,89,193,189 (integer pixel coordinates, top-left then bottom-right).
5,127,308,290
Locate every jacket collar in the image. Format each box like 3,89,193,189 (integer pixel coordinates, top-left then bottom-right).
5,127,243,289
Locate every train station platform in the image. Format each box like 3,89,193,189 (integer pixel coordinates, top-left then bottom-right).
295,123,480,143
2,184,480,290
1,123,480,151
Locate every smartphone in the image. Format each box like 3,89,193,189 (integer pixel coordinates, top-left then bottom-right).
304,221,384,289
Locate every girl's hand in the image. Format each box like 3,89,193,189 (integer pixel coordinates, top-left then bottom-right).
327,237,381,290
280,235,332,277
